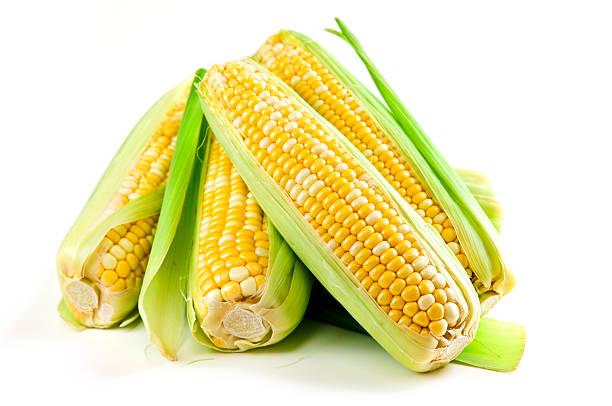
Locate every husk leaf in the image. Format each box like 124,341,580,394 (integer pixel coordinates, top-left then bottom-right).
138,75,206,360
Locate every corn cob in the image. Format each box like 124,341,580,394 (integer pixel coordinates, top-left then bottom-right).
196,59,480,372
57,78,191,328
254,30,514,312
185,135,312,351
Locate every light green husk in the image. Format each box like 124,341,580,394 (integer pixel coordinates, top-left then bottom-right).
455,169,503,233
56,76,192,328
454,317,525,372
138,75,206,360
186,132,313,352
270,28,514,313
196,59,481,372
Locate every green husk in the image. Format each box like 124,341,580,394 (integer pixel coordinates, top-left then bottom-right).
307,282,524,372
455,169,503,232
56,77,192,328
454,317,525,372
138,75,206,360
268,27,513,313
185,133,313,352
196,59,480,372
320,19,515,312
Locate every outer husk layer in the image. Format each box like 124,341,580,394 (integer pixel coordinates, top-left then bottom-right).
138,76,206,359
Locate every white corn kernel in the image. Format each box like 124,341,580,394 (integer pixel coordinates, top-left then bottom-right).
312,144,328,154
262,120,276,135
412,256,429,271
444,303,460,326
240,277,257,297
282,138,297,152
349,241,364,256
219,235,235,245
259,137,271,149
303,71,317,80
254,101,267,112
365,210,383,225
420,265,436,280
288,111,302,121
302,174,317,189
296,190,309,205
289,184,302,200
372,241,390,256
309,180,325,196
398,224,411,234
335,163,348,172
110,245,126,260
351,196,368,209
102,254,117,270
296,168,310,184
418,294,435,310
346,189,361,203
229,267,249,282
327,239,339,250
205,288,222,303
284,122,298,132
432,274,447,288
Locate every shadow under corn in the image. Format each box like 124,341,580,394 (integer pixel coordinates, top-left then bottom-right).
177,318,448,391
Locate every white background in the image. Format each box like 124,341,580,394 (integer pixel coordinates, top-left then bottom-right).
1,0,610,404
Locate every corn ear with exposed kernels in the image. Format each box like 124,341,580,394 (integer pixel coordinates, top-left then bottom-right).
56,77,191,328
185,132,312,351
195,59,480,372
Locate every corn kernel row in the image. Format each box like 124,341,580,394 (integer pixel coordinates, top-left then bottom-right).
197,139,269,303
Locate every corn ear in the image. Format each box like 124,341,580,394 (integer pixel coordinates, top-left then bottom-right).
138,76,206,360
56,77,191,327
196,59,480,372
186,132,313,351
327,19,515,311
255,27,513,314
307,282,524,372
